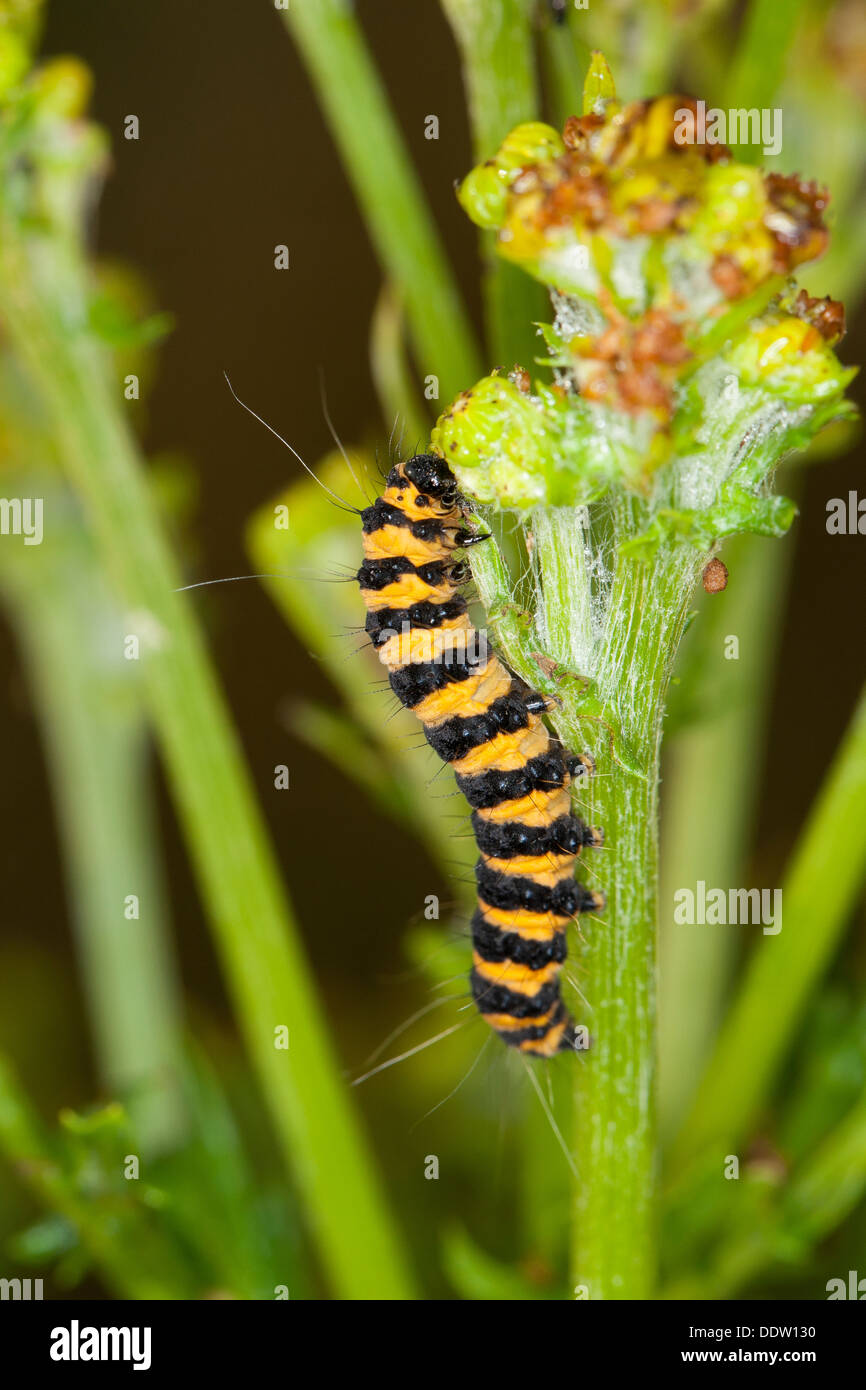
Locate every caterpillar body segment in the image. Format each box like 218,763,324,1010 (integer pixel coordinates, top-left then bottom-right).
358,455,602,1057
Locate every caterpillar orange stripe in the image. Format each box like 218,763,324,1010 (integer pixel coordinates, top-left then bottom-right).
357,454,603,1058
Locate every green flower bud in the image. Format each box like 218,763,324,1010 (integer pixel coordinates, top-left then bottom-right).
457,163,507,231
431,371,657,510
457,121,564,232
432,375,560,509
725,312,857,404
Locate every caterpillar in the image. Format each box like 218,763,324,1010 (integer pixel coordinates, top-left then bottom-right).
357,454,603,1057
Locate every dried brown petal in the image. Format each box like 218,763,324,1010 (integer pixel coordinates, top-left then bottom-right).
792,289,846,342
702,558,728,593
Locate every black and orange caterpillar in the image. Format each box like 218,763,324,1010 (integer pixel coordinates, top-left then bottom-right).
357,454,603,1057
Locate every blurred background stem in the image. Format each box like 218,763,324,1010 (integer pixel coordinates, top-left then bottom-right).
724,0,807,161
440,0,546,366
665,1090,866,1299
0,217,416,1299
539,10,591,124
0,475,185,1156
281,0,481,403
659,531,795,1138
673,681,866,1172
370,283,430,447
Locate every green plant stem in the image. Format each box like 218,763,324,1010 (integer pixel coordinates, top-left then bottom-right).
658,531,794,1138
0,231,416,1300
524,507,701,1298
520,1062,572,1268
724,0,807,160
673,682,866,1173
629,0,678,96
567,757,659,1299
783,1093,866,1246
370,281,429,447
281,0,480,403
0,478,185,1155
440,0,545,366
539,15,592,126
463,513,560,694
441,0,536,155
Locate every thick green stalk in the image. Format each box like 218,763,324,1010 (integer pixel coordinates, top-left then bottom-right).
280,0,480,402
567,755,659,1299
0,480,185,1155
0,232,415,1300
440,0,545,365
528,507,701,1298
673,683,866,1171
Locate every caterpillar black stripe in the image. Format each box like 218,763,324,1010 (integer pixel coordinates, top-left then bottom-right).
357,454,603,1057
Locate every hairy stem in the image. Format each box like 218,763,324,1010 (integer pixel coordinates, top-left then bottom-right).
568,753,659,1299
521,507,701,1297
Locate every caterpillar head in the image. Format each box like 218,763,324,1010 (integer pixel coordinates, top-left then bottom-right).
387,454,461,519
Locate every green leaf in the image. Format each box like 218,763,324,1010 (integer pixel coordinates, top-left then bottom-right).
582,51,616,115
443,1224,561,1300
